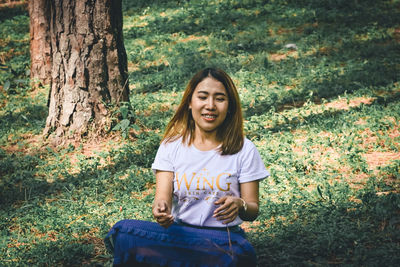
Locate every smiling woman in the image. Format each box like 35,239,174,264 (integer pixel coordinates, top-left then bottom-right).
189,77,229,143
164,68,245,155
105,68,270,267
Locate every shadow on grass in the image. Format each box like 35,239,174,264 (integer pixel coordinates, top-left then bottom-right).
245,92,400,140
0,135,157,264
123,0,400,116
0,131,158,206
0,1,27,22
0,103,47,137
250,189,400,266
287,0,400,28
12,239,98,266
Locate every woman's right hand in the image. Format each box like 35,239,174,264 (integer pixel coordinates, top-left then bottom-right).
152,199,174,228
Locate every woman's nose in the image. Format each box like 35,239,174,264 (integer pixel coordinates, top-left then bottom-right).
206,98,216,110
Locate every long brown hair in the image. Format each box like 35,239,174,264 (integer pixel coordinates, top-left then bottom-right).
162,68,244,155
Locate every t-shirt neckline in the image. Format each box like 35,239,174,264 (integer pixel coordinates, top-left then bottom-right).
191,143,221,153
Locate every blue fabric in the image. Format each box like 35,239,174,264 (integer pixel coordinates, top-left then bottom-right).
104,219,257,267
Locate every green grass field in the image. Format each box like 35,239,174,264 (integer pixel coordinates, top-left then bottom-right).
1,0,399,266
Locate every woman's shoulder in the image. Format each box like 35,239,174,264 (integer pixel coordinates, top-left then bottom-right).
160,136,185,151
161,136,182,145
241,137,257,151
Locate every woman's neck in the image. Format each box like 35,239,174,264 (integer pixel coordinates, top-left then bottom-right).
192,130,221,151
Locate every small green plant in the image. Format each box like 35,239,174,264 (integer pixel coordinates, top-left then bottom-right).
111,102,139,138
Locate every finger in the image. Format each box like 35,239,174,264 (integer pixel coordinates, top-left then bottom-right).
153,203,164,216
222,216,236,224
158,216,174,227
214,200,232,214
155,215,169,222
157,214,173,222
214,204,231,217
213,206,225,215
214,199,235,215
157,201,167,212
215,202,238,216
153,208,167,217
220,210,239,224
154,201,170,218
214,196,227,205
154,207,171,218
215,206,238,219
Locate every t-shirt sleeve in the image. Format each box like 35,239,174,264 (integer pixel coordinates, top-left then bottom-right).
238,140,270,183
151,141,174,173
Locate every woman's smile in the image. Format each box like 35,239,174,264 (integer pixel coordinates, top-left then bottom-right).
202,113,217,121
189,77,229,134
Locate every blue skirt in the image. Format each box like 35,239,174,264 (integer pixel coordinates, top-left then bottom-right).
104,219,257,267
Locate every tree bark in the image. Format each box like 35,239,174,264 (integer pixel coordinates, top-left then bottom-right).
43,0,129,140
29,0,52,85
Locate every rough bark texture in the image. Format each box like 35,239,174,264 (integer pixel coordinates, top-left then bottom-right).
44,0,129,140
29,0,52,85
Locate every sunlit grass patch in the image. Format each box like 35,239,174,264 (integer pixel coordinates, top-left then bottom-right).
251,91,400,262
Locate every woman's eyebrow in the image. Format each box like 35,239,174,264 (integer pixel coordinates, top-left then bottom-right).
197,90,226,96
215,92,227,96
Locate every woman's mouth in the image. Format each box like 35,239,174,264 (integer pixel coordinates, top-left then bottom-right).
202,114,217,121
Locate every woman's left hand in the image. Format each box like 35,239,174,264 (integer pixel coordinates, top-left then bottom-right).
213,196,243,224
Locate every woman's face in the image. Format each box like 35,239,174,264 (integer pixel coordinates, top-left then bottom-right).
189,77,229,135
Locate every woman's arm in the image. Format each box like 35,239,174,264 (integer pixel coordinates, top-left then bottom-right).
152,170,174,228
238,180,260,221
213,180,260,224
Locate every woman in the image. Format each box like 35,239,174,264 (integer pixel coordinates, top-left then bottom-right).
105,68,269,267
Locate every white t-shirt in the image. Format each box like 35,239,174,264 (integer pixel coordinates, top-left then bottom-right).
151,137,270,227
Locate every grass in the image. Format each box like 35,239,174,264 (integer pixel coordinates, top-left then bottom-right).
1,0,400,266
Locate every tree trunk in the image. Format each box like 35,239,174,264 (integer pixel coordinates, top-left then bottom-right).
43,0,129,141
29,0,52,85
